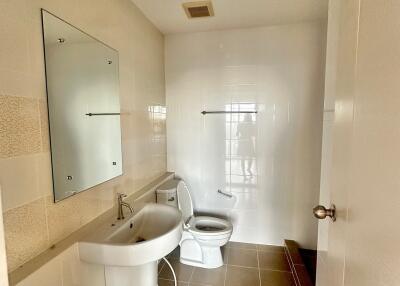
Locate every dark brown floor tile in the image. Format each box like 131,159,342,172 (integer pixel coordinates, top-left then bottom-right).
158,278,189,286
167,246,181,258
190,265,226,286
227,248,258,267
260,269,295,286
258,251,291,271
225,265,260,286
257,244,285,253
159,260,165,273
227,241,258,250
159,258,194,282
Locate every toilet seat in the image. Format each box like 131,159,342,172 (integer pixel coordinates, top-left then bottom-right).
176,180,233,268
177,181,233,237
187,216,233,236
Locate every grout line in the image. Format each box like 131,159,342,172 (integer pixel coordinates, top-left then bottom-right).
227,263,291,272
160,278,195,284
163,243,292,285
223,264,228,286
187,263,195,283
256,249,261,286
226,246,286,255
256,249,286,254
260,268,292,273
158,259,165,274
224,247,229,286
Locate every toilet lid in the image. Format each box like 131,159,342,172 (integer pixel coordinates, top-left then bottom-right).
177,180,194,223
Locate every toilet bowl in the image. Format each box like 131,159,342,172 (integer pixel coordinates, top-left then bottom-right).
176,180,233,268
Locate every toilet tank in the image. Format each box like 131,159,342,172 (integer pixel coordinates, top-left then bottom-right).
156,179,179,208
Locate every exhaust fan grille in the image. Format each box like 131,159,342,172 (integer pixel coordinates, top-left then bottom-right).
183,1,214,18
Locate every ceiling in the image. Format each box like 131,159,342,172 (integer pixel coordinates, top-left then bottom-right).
130,0,329,35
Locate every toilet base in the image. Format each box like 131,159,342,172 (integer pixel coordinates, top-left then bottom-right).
180,236,224,268
180,252,223,269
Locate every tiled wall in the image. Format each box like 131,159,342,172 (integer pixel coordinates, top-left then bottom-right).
15,243,104,286
12,187,163,286
0,190,9,285
0,0,166,271
166,21,326,249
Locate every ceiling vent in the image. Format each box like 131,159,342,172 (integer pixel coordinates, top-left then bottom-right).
183,1,214,19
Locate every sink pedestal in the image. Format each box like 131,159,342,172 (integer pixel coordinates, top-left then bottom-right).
105,261,158,286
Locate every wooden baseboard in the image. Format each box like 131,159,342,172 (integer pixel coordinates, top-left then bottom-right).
284,240,314,286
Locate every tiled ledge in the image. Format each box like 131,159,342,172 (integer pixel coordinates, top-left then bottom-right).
284,240,314,286
8,172,174,285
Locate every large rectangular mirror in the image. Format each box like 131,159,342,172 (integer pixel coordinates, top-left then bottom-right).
42,10,123,202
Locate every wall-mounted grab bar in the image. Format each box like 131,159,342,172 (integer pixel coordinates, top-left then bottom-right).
201,111,257,115
85,113,120,116
217,189,233,198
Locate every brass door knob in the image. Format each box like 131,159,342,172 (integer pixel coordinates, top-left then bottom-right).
313,204,336,221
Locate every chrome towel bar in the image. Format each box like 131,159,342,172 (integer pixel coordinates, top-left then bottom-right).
85,113,120,116
217,189,233,198
201,111,257,115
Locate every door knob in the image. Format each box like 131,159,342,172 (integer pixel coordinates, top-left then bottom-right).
313,204,336,221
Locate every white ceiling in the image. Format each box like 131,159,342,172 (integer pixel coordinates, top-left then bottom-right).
131,0,329,35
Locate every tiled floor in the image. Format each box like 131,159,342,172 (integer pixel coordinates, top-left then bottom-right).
158,242,295,286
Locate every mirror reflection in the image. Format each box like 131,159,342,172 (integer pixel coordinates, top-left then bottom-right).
42,10,123,202
223,103,258,203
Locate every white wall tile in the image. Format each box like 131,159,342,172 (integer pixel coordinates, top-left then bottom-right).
166,22,326,249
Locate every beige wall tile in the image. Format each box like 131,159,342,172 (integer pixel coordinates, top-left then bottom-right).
45,195,81,245
58,244,82,286
3,198,49,271
36,152,54,199
17,255,63,286
0,95,41,158
0,1,45,99
38,99,50,152
0,188,9,286
0,69,33,99
77,189,108,226
0,154,44,211
1,0,166,272
0,0,30,74
13,242,108,286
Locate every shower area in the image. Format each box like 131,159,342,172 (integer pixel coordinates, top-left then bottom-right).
166,22,326,249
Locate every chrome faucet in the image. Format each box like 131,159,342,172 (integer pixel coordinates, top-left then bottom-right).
117,193,133,220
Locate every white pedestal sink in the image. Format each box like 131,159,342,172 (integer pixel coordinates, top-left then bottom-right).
79,203,183,286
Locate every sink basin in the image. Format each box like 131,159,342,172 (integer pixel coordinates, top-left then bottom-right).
79,203,183,267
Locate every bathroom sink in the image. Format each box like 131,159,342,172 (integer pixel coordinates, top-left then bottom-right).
79,203,183,267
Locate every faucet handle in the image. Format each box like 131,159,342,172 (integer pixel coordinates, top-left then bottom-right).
117,193,127,200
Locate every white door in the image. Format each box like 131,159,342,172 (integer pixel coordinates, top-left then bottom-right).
316,0,400,285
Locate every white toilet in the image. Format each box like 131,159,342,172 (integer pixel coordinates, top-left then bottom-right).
176,180,233,268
